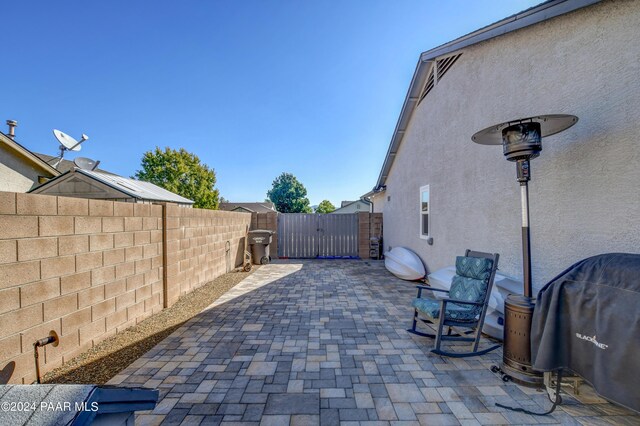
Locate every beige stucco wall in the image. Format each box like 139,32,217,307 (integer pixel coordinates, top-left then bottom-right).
0,145,46,192
370,192,386,213
382,0,640,290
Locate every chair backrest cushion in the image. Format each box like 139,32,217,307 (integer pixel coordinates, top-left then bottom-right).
448,256,494,319
456,256,493,281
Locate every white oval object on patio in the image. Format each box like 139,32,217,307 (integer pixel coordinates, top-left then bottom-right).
384,247,426,281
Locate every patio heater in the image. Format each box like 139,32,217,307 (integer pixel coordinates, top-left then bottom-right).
472,114,578,385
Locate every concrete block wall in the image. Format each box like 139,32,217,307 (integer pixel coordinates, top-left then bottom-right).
163,204,251,308
250,212,278,259
0,192,164,384
370,213,383,239
358,213,384,259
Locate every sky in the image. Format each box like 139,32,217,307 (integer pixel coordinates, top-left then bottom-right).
2,0,538,207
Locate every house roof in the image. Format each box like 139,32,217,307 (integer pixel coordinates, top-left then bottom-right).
374,0,601,190
331,199,371,213
34,152,115,175
31,168,194,204
219,202,276,213
341,200,371,208
0,131,61,177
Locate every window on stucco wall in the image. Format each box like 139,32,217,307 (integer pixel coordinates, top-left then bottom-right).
420,185,429,238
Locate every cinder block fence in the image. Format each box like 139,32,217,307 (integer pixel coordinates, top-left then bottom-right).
0,193,382,384
0,191,250,384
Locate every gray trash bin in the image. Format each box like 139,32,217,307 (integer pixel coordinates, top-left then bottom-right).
248,229,273,265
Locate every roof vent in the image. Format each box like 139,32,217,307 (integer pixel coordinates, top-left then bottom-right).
6,120,17,139
419,53,462,102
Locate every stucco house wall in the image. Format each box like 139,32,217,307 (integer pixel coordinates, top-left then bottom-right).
0,143,57,193
0,145,38,192
367,191,386,213
382,0,640,290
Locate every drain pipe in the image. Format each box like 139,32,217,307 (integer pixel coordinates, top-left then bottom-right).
33,331,59,384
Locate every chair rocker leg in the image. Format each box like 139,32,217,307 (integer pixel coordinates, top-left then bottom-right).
431,343,501,358
407,309,436,338
407,328,436,338
433,317,447,354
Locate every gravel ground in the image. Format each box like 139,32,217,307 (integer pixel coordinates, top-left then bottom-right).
42,266,259,384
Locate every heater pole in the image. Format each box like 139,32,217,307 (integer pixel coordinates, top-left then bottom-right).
517,159,533,299
520,183,533,298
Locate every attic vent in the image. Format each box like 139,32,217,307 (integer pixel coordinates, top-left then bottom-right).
419,53,462,102
422,71,435,101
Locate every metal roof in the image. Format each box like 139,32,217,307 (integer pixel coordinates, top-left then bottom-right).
77,169,194,204
31,168,194,204
34,152,115,175
374,0,601,190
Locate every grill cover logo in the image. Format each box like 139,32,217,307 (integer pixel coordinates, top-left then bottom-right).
575,333,608,350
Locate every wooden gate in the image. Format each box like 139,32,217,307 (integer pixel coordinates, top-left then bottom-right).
277,213,359,258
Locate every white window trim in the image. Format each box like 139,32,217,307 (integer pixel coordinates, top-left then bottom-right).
419,184,430,240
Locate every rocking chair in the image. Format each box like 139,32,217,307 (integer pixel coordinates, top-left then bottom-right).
408,250,500,358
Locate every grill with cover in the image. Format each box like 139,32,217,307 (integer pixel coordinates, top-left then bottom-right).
531,253,640,413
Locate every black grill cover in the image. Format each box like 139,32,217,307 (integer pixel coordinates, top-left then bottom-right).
531,253,640,413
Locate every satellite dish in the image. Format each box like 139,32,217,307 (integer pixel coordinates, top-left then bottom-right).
73,157,100,171
53,129,85,152
50,129,90,169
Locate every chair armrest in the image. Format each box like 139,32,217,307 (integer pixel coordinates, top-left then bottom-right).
415,285,450,299
425,288,451,293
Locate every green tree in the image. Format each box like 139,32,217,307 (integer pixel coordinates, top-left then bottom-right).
267,172,312,213
316,199,335,214
135,147,219,209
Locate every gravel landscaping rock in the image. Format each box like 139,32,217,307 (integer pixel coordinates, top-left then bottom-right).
42,266,258,384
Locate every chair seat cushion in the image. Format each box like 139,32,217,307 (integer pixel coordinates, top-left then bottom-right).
412,297,479,322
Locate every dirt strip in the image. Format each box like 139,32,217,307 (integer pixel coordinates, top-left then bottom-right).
42,266,258,384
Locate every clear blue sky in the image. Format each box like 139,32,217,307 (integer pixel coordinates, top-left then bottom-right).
2,1,537,206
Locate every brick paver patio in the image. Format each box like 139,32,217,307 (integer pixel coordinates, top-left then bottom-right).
110,260,639,425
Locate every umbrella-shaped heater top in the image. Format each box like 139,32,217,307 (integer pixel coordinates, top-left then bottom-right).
472,114,578,161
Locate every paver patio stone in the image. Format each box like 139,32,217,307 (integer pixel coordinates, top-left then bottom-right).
264,393,320,415
386,383,426,403
109,260,640,425
260,414,290,425
246,361,278,376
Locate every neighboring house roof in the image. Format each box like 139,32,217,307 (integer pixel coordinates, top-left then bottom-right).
30,168,194,204
219,202,276,213
374,0,601,190
0,131,61,177
229,206,255,213
331,199,371,214
34,152,115,175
